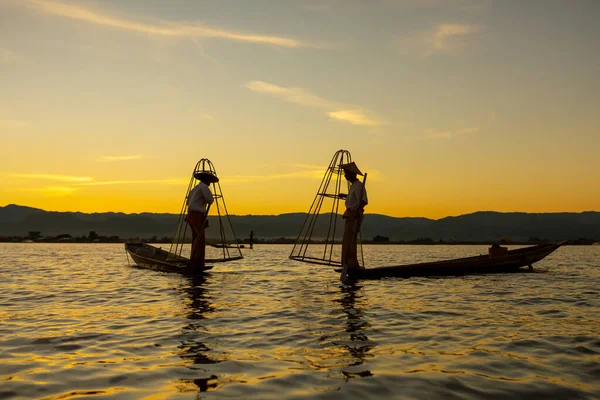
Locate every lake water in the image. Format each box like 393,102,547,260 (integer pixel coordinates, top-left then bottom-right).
1,243,599,399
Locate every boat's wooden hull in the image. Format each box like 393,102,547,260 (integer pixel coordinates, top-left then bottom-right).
338,243,563,280
125,242,213,274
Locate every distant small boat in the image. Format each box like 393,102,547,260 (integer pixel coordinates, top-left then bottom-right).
336,242,564,280
208,242,245,249
125,242,242,274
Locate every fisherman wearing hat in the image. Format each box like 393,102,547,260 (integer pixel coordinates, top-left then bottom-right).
340,161,368,270
186,170,218,269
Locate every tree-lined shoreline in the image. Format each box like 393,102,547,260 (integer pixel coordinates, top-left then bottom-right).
1,204,598,244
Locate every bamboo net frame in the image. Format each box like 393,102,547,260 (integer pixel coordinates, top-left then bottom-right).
168,159,243,263
289,149,364,267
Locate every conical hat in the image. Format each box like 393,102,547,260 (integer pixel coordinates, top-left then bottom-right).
340,161,363,176
193,170,219,183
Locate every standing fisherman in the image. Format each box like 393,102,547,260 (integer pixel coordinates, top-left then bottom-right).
340,162,368,270
186,171,218,269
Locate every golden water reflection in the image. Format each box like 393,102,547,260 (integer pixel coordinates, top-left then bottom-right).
173,277,379,395
334,282,375,379
175,276,221,393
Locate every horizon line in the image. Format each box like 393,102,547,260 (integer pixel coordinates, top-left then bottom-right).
2,203,598,221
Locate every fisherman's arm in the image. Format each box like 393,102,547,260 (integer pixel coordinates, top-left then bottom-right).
201,185,214,205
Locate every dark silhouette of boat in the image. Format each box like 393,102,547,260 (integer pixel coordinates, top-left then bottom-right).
125,242,242,274
336,242,564,280
125,158,243,274
208,242,245,249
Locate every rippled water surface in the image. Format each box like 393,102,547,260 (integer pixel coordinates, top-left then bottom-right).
1,243,599,399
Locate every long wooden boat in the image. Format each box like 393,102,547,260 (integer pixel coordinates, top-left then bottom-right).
125,242,241,274
337,242,564,280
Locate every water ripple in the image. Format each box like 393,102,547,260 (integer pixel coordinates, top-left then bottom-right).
0,243,598,399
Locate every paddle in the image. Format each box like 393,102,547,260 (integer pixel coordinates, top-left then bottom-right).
341,172,367,282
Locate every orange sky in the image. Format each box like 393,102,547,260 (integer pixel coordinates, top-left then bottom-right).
1,0,598,218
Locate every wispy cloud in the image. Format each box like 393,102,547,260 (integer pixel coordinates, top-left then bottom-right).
224,163,382,183
11,173,93,182
400,0,488,10
245,81,336,108
221,163,328,183
327,110,381,127
398,23,481,56
223,170,323,184
78,179,184,186
430,23,480,54
245,81,384,126
5,173,188,197
39,186,79,196
19,0,316,48
97,155,142,162
303,3,332,12
288,163,326,170
21,186,79,196
0,119,31,128
425,127,478,139
0,48,17,63
198,113,215,121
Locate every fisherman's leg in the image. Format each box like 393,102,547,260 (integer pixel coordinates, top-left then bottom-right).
344,213,363,269
197,214,207,268
342,217,353,267
188,212,202,262
349,215,363,268
347,219,359,269
187,216,196,260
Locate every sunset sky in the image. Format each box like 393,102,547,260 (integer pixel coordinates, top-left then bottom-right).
1,0,598,218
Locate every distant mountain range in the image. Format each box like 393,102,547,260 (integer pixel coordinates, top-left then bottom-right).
1,204,599,242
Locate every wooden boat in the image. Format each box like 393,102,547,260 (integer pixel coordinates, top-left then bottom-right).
125,158,244,274
125,242,241,274
336,242,564,280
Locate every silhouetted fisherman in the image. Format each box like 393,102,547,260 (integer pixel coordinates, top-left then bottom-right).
339,162,368,270
186,170,218,269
